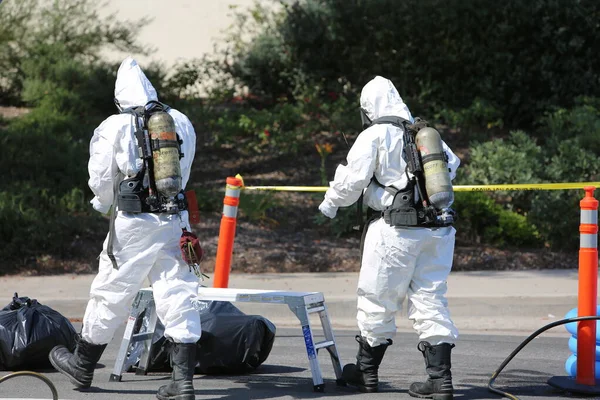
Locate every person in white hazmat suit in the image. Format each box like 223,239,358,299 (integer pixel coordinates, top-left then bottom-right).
319,76,460,399
49,57,201,400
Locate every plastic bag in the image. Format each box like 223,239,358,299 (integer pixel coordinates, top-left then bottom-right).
0,293,77,370
127,300,276,374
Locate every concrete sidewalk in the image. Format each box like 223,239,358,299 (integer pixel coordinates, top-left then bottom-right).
0,269,585,336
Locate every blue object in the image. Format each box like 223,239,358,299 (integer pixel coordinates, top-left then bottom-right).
568,335,600,357
565,354,600,378
565,306,600,337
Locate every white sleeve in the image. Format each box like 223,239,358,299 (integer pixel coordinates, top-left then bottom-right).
442,140,461,180
88,127,117,214
170,109,196,190
320,129,378,216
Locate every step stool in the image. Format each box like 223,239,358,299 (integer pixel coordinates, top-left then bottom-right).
109,287,345,392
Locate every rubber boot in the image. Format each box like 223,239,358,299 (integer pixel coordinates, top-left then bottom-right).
341,335,392,393
49,336,107,389
408,341,455,400
156,342,197,400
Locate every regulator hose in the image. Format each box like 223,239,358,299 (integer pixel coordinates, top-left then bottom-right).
489,315,600,400
0,370,59,400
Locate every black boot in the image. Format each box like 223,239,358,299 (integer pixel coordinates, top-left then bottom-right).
409,341,455,400
156,342,197,400
49,336,107,389
341,335,392,393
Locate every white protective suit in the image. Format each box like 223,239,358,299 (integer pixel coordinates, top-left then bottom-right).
81,57,201,345
319,76,460,347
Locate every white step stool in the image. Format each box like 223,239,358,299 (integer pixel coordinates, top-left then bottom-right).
109,287,345,392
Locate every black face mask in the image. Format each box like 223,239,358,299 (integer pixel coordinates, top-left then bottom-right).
360,108,372,130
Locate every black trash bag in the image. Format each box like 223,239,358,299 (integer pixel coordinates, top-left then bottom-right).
127,300,276,374
0,293,77,370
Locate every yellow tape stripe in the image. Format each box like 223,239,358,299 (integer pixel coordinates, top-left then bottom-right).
243,182,600,192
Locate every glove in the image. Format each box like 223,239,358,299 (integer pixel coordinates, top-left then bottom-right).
319,198,338,219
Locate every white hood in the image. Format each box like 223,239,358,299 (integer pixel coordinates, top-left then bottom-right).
114,57,158,109
360,76,413,122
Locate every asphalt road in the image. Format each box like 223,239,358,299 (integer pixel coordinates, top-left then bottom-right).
0,325,586,400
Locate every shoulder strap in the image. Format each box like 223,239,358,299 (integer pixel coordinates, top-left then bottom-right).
107,170,124,269
369,116,409,130
119,101,171,124
371,175,406,196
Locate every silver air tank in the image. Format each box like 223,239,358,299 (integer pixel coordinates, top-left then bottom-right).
147,111,182,199
415,127,454,223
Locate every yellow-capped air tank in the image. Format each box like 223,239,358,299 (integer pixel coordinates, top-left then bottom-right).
147,111,182,198
415,127,454,211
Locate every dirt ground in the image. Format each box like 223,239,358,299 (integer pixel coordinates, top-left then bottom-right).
186,142,578,276
6,126,578,276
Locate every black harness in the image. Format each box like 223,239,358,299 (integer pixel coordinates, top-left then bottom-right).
106,101,187,269
356,115,455,263
116,101,186,214
367,116,447,228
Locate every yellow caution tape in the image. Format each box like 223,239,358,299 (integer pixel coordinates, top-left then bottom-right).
454,182,600,192
245,186,329,192
243,182,600,192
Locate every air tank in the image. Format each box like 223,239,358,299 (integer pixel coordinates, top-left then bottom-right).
415,127,454,210
147,111,182,198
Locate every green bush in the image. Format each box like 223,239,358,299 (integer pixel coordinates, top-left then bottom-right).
457,130,544,212
453,192,542,247
196,93,357,157
538,96,600,155
0,111,87,194
0,187,105,273
0,0,148,105
459,125,600,250
221,0,600,129
238,192,281,225
528,139,600,250
435,97,504,134
0,0,153,271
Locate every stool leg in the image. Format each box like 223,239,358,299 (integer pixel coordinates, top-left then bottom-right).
109,289,157,382
135,298,158,375
289,302,326,392
318,305,345,386
110,290,148,381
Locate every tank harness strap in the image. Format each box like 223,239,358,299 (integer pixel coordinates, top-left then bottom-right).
107,171,124,270
369,116,410,128
115,102,187,214
151,138,180,150
421,152,448,164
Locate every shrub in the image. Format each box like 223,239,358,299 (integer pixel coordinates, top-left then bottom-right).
222,0,600,129
528,139,600,250
458,126,600,250
538,96,600,155
194,92,358,157
0,0,148,105
457,130,544,213
238,192,280,225
0,186,105,274
0,110,88,194
0,0,153,271
453,192,542,247
435,97,504,134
